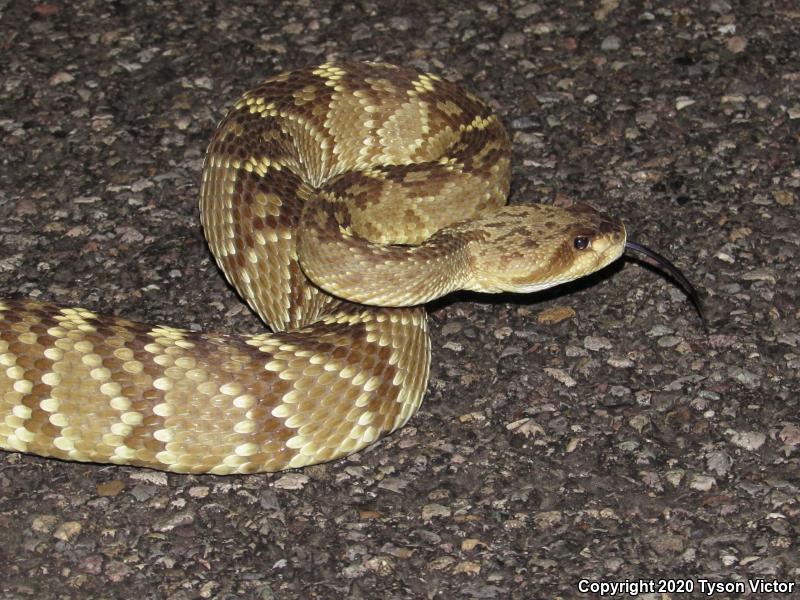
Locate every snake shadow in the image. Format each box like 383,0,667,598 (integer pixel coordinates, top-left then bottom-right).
426,258,626,315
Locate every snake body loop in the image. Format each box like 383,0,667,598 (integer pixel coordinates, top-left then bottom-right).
0,62,626,474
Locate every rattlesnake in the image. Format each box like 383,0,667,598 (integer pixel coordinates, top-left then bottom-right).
1,62,692,475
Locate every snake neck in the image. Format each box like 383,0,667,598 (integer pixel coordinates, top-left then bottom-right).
297,195,473,306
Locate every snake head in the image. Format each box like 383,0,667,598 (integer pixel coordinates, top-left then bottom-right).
462,203,627,294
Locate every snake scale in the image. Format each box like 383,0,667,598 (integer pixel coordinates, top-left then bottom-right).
0,62,635,474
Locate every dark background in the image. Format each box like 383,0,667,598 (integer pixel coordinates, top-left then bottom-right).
1,1,798,598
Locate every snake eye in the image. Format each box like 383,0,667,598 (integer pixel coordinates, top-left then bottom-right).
573,236,591,250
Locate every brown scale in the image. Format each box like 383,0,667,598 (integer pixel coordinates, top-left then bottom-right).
0,292,428,473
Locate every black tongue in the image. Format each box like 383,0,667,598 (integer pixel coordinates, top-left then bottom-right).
624,241,706,327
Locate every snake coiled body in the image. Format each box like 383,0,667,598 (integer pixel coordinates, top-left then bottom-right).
0,62,626,474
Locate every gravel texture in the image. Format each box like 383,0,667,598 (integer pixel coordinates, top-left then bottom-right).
1,1,799,599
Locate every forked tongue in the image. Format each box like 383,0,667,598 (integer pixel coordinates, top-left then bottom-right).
624,241,706,326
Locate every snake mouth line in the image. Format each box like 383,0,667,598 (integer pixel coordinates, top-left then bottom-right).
624,241,706,325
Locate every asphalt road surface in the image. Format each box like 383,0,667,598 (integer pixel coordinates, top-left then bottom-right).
1,1,798,598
